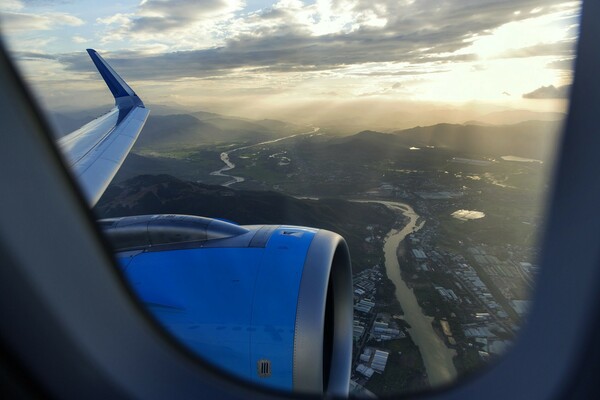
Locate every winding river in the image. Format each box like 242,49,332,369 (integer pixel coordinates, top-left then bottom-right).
210,127,320,187
357,200,458,387
381,202,458,386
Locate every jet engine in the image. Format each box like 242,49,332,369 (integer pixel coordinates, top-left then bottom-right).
100,214,353,396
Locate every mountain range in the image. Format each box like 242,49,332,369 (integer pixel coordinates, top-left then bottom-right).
49,107,301,149
325,120,560,161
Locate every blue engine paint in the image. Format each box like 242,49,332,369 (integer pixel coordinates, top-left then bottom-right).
248,226,318,389
116,226,317,391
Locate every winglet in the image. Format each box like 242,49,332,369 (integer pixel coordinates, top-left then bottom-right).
86,49,144,109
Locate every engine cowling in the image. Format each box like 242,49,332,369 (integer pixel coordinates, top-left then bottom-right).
101,214,353,396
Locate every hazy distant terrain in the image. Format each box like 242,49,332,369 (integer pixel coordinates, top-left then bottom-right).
134,114,303,150
391,121,559,160
49,104,564,140
61,107,560,191
48,106,302,146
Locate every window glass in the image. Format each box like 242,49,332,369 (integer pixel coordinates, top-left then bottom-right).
0,0,581,396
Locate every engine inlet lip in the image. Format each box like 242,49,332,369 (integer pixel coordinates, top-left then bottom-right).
292,230,353,396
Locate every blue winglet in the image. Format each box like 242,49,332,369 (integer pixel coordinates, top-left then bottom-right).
86,49,144,109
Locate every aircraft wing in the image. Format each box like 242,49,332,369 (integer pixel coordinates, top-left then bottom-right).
58,49,150,206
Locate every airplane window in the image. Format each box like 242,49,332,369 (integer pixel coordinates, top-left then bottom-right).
0,0,581,397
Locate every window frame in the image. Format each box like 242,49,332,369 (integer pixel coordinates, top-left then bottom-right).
1,1,600,398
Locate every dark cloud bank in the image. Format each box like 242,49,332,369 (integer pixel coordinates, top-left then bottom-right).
23,0,580,81
523,84,571,99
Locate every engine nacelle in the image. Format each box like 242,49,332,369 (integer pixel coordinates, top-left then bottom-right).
101,214,353,395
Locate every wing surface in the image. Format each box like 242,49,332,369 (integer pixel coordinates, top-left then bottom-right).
58,49,150,206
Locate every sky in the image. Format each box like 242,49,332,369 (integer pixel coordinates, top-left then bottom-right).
0,0,582,128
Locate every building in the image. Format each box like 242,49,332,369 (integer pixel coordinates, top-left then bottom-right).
371,350,389,372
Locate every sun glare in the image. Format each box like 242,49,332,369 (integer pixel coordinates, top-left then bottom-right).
0,0,581,125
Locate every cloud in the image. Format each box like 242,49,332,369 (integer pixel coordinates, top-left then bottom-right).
546,58,575,70
139,0,238,18
57,30,477,82
97,0,244,46
470,64,487,72
0,0,24,12
72,35,88,44
70,0,568,81
93,0,579,55
522,84,570,99
5,0,581,111
0,11,83,32
497,40,574,59
14,51,59,60
97,13,132,26
52,8,514,82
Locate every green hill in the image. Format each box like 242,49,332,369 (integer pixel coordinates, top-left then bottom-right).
95,174,396,271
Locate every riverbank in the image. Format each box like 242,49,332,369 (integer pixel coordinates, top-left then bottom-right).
353,200,458,389
378,201,458,387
